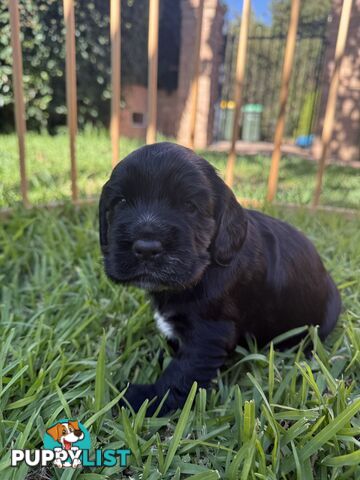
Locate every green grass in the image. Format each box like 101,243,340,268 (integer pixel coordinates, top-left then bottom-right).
0,130,140,208
0,131,359,209
0,203,359,479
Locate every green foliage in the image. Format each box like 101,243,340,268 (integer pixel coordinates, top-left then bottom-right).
271,0,332,30
0,201,359,479
294,90,319,137
0,0,150,131
0,0,180,132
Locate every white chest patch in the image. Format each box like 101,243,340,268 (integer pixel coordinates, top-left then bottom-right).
154,310,175,339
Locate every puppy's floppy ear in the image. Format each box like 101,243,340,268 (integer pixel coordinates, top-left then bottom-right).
211,185,247,266
99,182,109,253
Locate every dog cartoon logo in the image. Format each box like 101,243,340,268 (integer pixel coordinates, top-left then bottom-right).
11,417,131,469
44,419,90,468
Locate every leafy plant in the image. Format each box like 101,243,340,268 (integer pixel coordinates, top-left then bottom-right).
0,0,180,132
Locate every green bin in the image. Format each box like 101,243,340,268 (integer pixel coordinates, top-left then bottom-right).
241,104,263,142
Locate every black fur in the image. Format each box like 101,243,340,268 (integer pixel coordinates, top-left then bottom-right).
99,142,341,415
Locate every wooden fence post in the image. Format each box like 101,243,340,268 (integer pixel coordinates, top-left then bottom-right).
266,0,300,203
225,0,251,187
313,0,353,207
110,0,121,168
146,0,160,145
188,0,205,149
63,0,78,203
8,0,29,207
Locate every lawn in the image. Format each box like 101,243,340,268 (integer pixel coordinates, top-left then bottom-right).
0,132,359,479
1,131,359,209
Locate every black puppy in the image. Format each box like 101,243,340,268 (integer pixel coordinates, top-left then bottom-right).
99,142,341,415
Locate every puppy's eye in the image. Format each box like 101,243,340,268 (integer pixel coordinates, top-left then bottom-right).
117,196,127,207
109,197,126,210
185,201,197,213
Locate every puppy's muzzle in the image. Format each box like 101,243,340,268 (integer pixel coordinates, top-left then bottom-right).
132,239,163,261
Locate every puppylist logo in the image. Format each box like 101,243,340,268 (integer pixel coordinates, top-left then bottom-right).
11,418,131,469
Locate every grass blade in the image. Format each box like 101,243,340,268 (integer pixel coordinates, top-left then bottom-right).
322,450,360,467
162,382,197,474
187,471,220,479
94,332,107,412
121,408,142,466
281,398,360,473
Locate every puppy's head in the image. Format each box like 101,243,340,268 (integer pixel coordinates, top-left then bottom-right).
99,142,247,291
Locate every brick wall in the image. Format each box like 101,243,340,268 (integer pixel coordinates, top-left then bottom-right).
120,85,147,139
121,84,178,140
315,0,360,163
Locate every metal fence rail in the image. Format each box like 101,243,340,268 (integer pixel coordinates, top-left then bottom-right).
217,19,328,143
4,0,355,216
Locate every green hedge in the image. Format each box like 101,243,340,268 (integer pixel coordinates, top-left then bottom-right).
0,0,180,132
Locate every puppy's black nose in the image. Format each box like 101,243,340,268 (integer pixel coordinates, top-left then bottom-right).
132,239,163,260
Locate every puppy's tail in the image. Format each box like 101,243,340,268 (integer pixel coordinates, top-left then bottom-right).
319,275,342,340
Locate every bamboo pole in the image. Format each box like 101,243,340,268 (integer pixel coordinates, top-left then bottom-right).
63,0,78,202
110,0,121,168
313,0,353,207
225,0,251,187
188,0,205,149
266,0,300,203
146,0,160,144
8,0,29,207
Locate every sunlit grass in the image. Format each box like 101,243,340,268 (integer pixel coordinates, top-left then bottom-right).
202,151,360,210
0,131,359,209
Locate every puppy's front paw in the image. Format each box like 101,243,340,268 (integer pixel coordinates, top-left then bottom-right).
120,383,158,413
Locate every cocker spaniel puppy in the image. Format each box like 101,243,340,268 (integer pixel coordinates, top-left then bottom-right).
99,142,341,415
